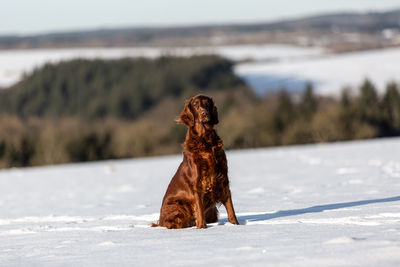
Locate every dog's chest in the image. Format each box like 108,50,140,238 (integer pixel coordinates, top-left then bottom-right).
197,149,226,193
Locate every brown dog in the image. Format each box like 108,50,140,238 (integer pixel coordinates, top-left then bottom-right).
153,95,239,229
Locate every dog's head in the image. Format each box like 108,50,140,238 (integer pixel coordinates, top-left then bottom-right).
178,95,219,128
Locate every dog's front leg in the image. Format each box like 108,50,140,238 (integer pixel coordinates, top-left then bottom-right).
224,189,239,225
194,191,207,228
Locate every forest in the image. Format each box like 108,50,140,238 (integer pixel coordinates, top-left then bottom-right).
0,55,399,168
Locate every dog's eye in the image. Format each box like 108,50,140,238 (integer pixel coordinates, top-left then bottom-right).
193,101,199,108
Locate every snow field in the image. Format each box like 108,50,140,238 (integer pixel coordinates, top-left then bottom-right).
2,45,400,97
0,44,322,88
0,138,400,266
235,47,400,96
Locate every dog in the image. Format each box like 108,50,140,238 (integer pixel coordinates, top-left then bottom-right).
152,94,239,229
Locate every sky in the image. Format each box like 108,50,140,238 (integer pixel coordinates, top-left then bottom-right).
1,0,400,36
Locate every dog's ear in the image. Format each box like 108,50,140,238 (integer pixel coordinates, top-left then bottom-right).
210,98,219,125
177,99,194,127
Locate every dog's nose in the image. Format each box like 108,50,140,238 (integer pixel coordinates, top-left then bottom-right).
201,110,207,116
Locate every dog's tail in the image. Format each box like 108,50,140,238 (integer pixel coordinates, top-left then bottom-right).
150,222,159,227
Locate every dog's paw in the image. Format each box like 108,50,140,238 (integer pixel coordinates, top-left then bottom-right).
196,223,208,229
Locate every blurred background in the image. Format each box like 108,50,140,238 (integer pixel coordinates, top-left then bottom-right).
1,0,400,169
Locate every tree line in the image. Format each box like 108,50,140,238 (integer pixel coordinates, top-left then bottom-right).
219,80,400,150
0,55,399,169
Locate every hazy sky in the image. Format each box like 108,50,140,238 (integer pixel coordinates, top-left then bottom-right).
2,0,400,35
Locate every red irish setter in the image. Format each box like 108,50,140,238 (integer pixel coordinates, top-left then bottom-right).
152,95,239,229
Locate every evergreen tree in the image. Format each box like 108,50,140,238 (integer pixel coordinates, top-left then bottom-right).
339,88,356,139
300,83,318,119
273,90,295,132
340,87,352,108
357,79,380,124
382,82,400,132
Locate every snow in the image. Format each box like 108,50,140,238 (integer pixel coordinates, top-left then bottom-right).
1,137,400,266
2,44,398,96
214,44,323,62
0,47,162,88
235,47,400,96
0,45,322,88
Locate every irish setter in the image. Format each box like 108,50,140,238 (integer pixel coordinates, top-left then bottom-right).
152,94,239,229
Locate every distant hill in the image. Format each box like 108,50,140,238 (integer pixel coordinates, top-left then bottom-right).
258,10,400,32
0,56,245,119
1,9,399,49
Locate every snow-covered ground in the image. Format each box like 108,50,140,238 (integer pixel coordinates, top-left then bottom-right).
235,47,400,96
0,45,322,88
1,138,400,266
1,45,399,95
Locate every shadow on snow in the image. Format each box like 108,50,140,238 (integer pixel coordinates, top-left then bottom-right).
219,195,400,225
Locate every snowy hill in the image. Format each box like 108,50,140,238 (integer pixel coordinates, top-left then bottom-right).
2,45,399,96
235,47,400,96
0,45,322,88
1,138,400,266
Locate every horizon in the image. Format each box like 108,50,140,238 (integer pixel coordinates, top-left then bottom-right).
2,0,400,36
